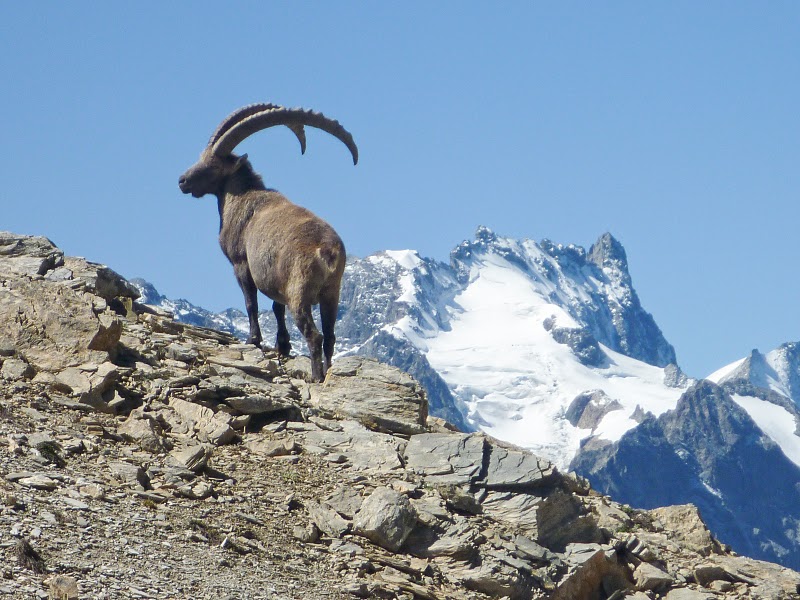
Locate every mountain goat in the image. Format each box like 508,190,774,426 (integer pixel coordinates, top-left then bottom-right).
178,103,358,382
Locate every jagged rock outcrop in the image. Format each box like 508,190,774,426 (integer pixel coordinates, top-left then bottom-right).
2,232,799,599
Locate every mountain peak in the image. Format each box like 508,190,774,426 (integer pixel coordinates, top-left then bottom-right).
588,232,629,275
474,225,497,242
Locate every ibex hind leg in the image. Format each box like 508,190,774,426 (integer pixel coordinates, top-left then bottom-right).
292,304,324,382
319,294,339,372
272,301,292,356
234,263,262,347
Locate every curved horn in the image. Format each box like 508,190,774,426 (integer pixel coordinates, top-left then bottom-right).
211,106,358,165
207,103,306,155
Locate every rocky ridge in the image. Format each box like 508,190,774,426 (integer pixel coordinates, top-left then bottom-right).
1,231,799,600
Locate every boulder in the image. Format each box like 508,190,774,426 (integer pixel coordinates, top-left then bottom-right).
634,561,673,591
649,504,720,556
309,357,427,435
354,487,417,552
480,440,558,491
0,278,121,371
118,414,169,453
0,357,34,381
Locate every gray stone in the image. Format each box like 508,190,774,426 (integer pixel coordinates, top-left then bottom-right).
245,437,297,457
565,390,623,429
17,475,58,490
309,356,427,435
482,489,602,551
166,343,198,363
293,524,320,543
45,575,79,600
118,414,169,453
299,421,404,474
513,535,553,564
452,547,534,600
61,256,140,301
663,588,715,600
170,444,211,472
224,394,292,415
199,420,236,446
404,433,485,485
324,486,364,520
693,564,729,587
108,461,150,488
649,504,720,557
306,501,350,538
481,441,557,491
177,480,214,500
634,561,673,591
0,272,122,371
0,358,34,381
405,519,480,560
61,497,90,511
168,397,215,432
354,487,417,552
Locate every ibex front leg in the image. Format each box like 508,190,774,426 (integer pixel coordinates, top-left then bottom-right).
234,263,262,347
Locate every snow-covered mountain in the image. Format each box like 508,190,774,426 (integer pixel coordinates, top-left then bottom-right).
132,227,800,569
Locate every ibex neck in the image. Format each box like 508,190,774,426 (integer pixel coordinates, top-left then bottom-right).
215,163,268,228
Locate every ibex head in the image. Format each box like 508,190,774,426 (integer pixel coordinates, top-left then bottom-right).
178,103,358,198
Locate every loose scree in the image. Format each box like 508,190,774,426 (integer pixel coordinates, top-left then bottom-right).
178,103,358,382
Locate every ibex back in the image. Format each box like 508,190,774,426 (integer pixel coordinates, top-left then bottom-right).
178,103,358,382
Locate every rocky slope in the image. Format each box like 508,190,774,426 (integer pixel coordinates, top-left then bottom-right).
130,229,800,571
2,232,800,599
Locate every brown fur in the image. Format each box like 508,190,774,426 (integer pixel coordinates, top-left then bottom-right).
179,152,346,382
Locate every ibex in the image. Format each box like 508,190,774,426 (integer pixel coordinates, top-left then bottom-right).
178,103,358,382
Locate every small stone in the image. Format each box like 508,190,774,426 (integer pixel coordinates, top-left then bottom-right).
199,421,236,446
61,497,90,511
79,483,106,499
306,501,350,538
224,394,291,415
177,480,214,500
118,414,168,453
45,574,79,600
1,358,34,381
108,461,150,488
709,580,733,592
17,475,58,490
170,444,211,472
293,524,320,543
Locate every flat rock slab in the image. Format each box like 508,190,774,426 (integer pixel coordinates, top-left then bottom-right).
299,421,404,474
310,357,427,435
481,442,557,491
404,433,485,486
224,393,293,415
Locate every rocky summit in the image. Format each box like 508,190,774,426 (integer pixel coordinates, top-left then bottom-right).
1,231,799,600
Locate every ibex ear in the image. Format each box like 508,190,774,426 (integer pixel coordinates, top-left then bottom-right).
232,153,249,172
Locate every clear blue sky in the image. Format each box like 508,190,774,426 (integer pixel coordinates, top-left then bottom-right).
2,3,798,378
